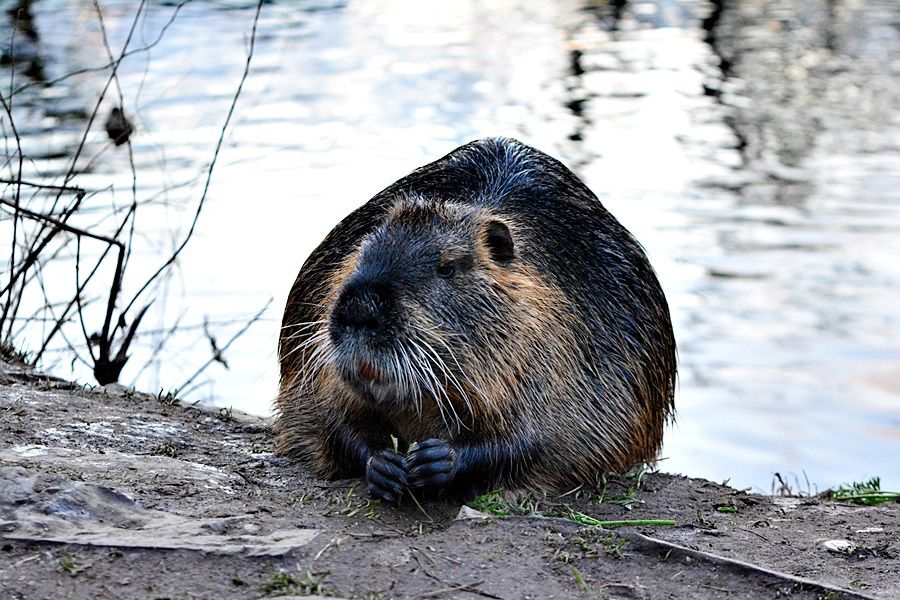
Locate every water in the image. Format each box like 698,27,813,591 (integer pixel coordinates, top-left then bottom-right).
2,0,898,493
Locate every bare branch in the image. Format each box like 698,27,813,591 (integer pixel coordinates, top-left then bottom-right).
0,88,25,334
123,0,265,316
0,198,123,249
180,298,272,395
2,0,269,396
7,0,193,100
0,178,85,194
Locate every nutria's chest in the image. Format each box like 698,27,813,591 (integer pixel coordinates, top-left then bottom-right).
377,403,453,447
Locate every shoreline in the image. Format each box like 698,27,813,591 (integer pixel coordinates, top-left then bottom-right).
1,360,897,599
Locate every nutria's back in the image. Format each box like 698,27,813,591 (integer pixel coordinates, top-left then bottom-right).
276,138,675,501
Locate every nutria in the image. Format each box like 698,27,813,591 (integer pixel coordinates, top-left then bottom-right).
275,138,676,502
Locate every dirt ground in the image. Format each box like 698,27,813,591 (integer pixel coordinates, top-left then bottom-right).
1,361,897,600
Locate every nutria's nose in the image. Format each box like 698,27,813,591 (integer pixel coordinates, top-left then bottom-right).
330,278,392,340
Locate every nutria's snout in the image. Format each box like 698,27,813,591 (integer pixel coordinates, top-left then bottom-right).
329,276,400,396
330,277,395,341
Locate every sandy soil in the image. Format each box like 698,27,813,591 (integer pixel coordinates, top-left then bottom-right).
1,361,896,600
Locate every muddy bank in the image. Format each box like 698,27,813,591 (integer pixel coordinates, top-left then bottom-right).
0,361,896,600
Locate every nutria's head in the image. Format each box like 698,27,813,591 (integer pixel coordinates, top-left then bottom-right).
319,195,570,431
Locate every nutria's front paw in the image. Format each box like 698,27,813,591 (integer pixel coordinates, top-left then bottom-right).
407,438,457,493
366,449,407,503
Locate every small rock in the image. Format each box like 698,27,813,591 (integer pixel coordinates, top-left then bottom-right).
822,539,857,554
370,546,411,567
456,505,490,520
855,527,884,534
0,520,19,532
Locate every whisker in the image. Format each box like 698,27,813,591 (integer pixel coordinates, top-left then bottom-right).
410,323,486,427
397,343,423,417
280,328,330,362
409,338,464,433
389,347,411,409
280,319,329,332
408,341,453,432
296,335,334,394
412,336,474,428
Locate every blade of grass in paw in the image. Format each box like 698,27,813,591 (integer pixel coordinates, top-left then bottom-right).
384,434,402,506
401,439,433,521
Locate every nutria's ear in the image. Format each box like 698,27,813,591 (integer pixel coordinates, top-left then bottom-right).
485,220,514,264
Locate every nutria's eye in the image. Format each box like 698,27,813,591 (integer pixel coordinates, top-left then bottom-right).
485,220,515,264
436,262,456,279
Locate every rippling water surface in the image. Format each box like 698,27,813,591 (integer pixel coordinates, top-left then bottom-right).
2,0,898,492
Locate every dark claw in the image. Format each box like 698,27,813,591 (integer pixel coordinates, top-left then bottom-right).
366,449,407,502
407,438,457,492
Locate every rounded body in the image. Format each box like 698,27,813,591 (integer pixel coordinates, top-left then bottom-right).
275,138,676,499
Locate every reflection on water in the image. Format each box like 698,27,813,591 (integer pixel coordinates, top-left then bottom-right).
2,0,898,492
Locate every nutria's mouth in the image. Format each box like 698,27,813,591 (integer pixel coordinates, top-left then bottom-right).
357,359,381,383
332,347,399,404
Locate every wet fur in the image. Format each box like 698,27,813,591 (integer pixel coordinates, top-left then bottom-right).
275,138,676,494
